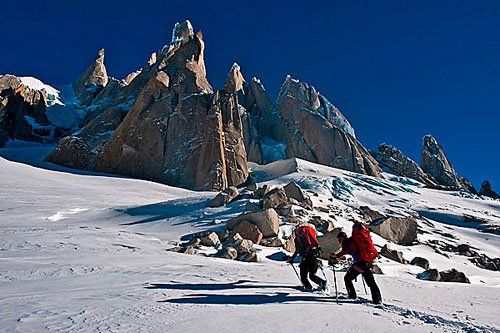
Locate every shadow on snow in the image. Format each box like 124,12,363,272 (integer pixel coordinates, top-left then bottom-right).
118,197,244,226
146,280,359,305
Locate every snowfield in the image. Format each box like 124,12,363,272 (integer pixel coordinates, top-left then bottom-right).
1,148,499,332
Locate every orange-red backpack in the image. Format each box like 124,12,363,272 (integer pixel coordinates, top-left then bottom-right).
352,222,378,262
295,225,320,256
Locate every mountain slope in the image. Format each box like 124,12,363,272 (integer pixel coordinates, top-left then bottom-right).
0,148,499,332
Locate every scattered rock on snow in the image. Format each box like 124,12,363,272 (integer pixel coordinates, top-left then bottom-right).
261,188,290,209
278,205,293,217
283,182,307,202
225,233,254,255
244,201,261,212
231,220,263,245
439,269,470,283
380,244,408,264
200,232,219,246
226,208,280,237
260,237,283,247
410,257,430,270
417,269,441,281
207,186,240,207
215,247,238,260
240,252,258,262
370,216,417,245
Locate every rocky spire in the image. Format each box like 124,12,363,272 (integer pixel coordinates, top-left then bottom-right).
72,48,108,106
376,143,438,187
224,63,245,94
421,135,476,193
479,180,500,199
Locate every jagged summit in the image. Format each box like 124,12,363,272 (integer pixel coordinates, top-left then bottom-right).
171,20,194,44
375,143,438,187
72,48,108,106
479,180,500,199
421,135,476,193
11,21,494,192
224,62,245,94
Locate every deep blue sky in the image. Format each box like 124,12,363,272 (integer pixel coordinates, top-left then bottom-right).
2,0,499,190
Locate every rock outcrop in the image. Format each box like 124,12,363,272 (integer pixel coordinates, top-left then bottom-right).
272,76,382,178
370,216,418,245
72,48,108,106
0,75,69,147
226,208,280,237
375,143,438,187
479,180,500,199
421,135,476,193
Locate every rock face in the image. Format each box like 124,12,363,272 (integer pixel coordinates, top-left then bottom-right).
370,216,418,245
47,21,248,190
72,48,108,106
272,76,382,178
375,144,438,187
479,180,500,199
421,135,476,193
0,75,71,147
226,208,280,237
45,53,156,171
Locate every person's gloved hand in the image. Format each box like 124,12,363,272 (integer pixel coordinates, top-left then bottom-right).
328,254,338,266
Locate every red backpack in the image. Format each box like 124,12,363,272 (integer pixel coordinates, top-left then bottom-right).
352,222,377,262
295,225,320,256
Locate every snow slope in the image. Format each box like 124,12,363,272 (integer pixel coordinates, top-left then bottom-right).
0,149,499,332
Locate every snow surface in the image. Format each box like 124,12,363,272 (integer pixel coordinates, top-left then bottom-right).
0,149,499,332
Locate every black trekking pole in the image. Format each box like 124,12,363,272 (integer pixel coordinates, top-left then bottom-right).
332,265,339,304
362,276,368,295
289,263,303,286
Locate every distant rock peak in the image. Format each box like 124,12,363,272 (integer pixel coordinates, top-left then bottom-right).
421,134,476,193
72,48,108,106
224,62,245,94
277,75,356,138
479,180,500,199
171,20,194,44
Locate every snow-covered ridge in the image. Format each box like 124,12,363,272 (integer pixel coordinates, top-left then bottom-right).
19,76,63,107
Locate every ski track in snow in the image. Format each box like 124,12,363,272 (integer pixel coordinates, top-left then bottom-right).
1,151,500,332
